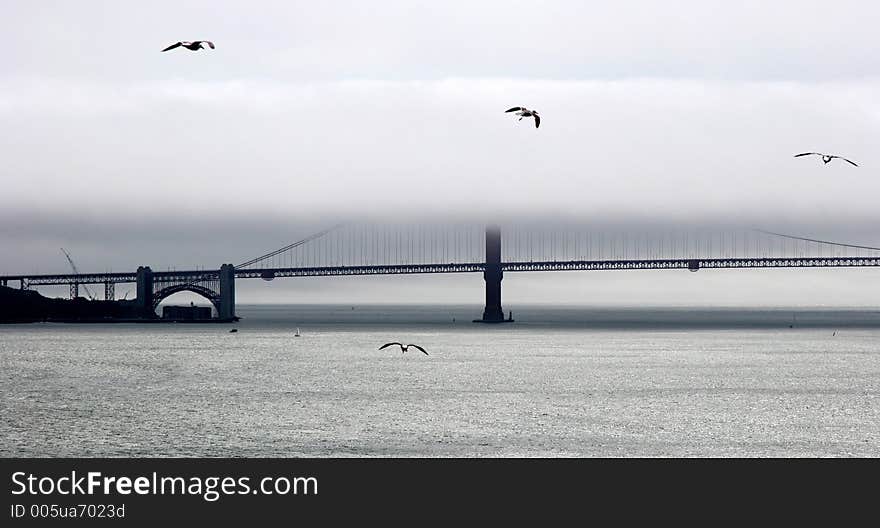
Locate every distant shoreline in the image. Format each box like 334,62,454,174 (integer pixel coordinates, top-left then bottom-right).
0,285,239,324
0,317,238,324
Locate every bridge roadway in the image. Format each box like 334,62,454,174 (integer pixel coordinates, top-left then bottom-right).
5,256,880,287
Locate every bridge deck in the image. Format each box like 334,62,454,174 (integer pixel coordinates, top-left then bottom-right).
3,256,880,286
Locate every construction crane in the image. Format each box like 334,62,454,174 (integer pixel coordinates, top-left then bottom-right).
60,248,96,300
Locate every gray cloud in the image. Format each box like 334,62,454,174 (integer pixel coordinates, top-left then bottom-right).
3,1,879,81
2,1,879,305
2,77,878,219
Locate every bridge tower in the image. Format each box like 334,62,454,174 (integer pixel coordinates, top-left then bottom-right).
475,225,512,323
218,263,236,320
136,266,154,318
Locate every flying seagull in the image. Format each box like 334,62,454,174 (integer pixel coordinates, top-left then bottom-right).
794,152,858,167
162,41,215,52
379,342,429,355
505,107,540,128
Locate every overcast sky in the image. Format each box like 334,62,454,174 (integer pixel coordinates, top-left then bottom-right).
2,1,880,306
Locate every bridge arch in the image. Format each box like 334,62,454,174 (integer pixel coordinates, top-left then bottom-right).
151,283,221,314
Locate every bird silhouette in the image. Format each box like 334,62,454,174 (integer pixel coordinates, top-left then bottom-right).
794,152,858,167
505,106,540,128
379,342,428,355
162,41,215,52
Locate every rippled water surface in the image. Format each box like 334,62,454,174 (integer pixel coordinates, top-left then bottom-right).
2,305,879,457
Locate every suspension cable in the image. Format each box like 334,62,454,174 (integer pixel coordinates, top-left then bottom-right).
235,223,345,269
752,229,880,253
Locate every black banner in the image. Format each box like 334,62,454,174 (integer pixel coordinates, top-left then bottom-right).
1,458,875,524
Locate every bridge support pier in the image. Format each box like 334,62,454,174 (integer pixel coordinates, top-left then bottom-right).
474,225,513,324
136,266,154,318
218,263,236,320
104,281,115,301
70,283,79,299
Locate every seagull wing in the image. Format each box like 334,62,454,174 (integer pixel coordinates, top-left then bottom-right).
162,42,182,52
199,41,215,49
379,342,403,351
827,155,859,166
534,114,540,128
505,107,523,113
408,344,429,355
794,152,820,157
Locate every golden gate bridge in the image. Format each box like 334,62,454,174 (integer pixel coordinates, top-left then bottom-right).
2,223,879,322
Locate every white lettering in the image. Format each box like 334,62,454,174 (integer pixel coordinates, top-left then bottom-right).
87,472,102,494
10,472,26,495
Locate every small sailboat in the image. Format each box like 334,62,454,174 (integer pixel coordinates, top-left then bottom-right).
294,327,301,337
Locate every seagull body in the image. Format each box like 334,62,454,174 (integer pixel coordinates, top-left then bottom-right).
794,152,858,167
505,106,540,128
162,41,215,52
379,342,428,355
